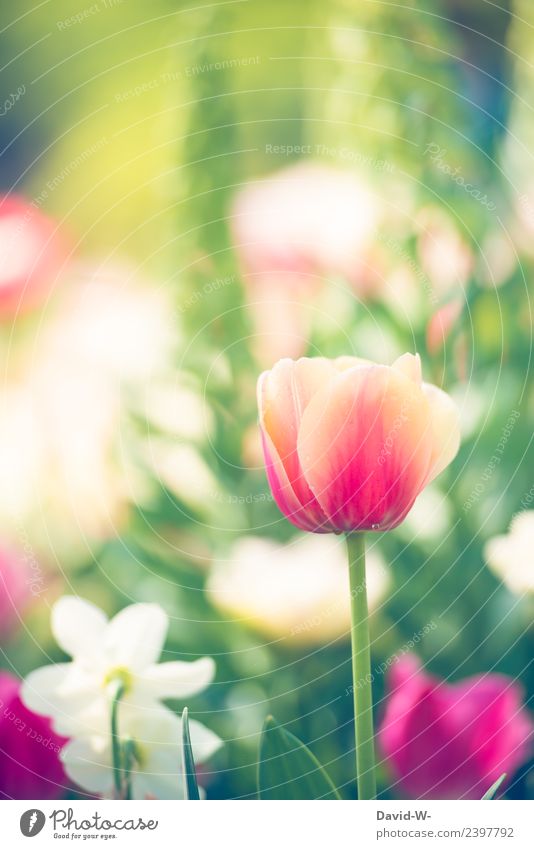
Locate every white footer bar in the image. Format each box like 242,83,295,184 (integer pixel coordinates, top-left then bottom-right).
1,799,531,848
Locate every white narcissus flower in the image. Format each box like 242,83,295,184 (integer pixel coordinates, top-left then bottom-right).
21,597,221,799
61,708,221,800
484,512,534,595
21,597,216,738
207,534,390,644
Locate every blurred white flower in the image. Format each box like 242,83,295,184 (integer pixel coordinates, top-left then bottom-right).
147,441,219,514
484,512,534,595
230,163,383,362
0,262,176,561
139,375,214,443
62,707,221,800
22,597,215,738
232,163,381,288
207,534,390,644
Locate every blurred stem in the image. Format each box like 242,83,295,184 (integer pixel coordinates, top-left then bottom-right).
109,680,126,798
122,737,136,801
346,533,376,800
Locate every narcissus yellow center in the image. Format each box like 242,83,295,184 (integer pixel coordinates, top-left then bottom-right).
103,666,133,694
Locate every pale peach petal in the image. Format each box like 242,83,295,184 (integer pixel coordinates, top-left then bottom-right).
258,358,336,508
297,365,434,531
392,352,422,384
421,382,461,482
334,356,372,372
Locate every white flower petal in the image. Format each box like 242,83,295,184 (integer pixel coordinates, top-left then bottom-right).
139,657,215,701
21,663,99,735
188,717,223,763
52,596,108,660
120,705,182,742
61,737,113,795
104,603,168,670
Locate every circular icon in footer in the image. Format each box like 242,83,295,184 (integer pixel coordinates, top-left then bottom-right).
20,810,46,837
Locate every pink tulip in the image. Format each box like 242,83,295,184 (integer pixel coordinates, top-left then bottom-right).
0,548,32,642
0,194,69,316
378,656,533,799
257,353,460,533
0,672,67,799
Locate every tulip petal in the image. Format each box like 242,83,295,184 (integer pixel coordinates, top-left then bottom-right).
260,427,331,532
422,382,460,482
297,365,434,531
393,352,422,384
51,596,108,660
104,604,168,671
259,358,335,504
139,657,215,700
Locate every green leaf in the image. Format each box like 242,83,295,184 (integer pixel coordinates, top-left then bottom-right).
182,707,200,800
481,773,507,800
258,715,341,800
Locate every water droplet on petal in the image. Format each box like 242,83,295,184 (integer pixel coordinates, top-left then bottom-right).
371,523,380,530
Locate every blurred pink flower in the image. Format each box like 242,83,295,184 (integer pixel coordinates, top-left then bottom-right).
231,163,382,362
378,656,533,799
0,548,32,642
426,298,463,355
0,672,67,799
0,195,69,316
416,207,473,297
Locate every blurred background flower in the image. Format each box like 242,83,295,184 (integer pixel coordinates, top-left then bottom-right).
0,672,67,800
484,512,534,595
0,547,32,643
0,195,70,317
378,656,533,800
208,534,389,645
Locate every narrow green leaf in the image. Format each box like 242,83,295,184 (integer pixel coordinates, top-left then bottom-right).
182,707,200,800
258,715,341,800
481,773,507,800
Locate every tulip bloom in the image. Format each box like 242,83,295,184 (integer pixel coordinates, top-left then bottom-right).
0,194,69,316
379,656,533,799
0,672,67,799
257,353,460,534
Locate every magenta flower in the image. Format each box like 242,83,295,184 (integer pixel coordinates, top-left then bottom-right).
378,656,533,799
0,672,67,799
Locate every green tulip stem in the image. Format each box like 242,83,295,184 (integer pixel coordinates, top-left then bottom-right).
346,532,377,800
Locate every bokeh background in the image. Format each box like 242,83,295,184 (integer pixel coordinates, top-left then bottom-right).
0,0,533,800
